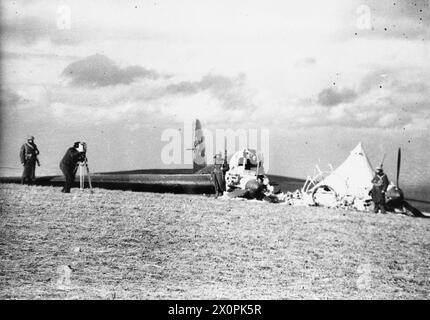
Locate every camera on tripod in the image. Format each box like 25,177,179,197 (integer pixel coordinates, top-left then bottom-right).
76,141,87,155
76,142,93,193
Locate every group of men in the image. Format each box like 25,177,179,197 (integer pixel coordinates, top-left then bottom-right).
20,135,391,212
20,136,87,193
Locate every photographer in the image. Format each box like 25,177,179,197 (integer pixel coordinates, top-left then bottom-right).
59,142,86,193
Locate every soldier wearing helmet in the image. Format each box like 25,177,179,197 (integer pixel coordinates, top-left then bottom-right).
371,166,389,214
211,152,225,198
19,135,40,185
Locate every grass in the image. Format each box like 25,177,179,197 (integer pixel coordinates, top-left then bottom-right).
0,183,429,299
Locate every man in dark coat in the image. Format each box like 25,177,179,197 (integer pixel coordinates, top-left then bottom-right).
221,153,229,190
59,142,86,193
371,166,389,214
20,136,40,185
211,153,225,198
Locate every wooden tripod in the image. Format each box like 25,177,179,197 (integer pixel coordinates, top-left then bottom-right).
78,158,93,193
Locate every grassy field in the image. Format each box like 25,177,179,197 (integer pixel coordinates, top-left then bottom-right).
0,183,429,299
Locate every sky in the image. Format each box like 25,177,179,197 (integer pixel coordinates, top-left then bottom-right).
0,0,429,198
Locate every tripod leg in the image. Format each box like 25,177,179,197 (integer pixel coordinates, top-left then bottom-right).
85,163,93,193
79,164,84,190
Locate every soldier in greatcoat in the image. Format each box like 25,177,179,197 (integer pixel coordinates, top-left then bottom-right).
211,153,225,198
20,136,40,185
370,166,389,214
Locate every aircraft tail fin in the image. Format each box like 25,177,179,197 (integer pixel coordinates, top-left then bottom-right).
193,119,207,173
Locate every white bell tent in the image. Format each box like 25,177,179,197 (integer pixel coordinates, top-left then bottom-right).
310,142,374,199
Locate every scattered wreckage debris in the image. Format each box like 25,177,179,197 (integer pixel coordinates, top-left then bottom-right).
299,143,427,218
223,148,284,203
221,144,427,218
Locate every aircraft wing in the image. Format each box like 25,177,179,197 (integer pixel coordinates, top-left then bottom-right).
0,172,305,195
0,172,214,194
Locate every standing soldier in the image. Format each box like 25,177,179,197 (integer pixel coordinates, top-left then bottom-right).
59,142,86,193
221,148,229,191
371,166,389,214
211,153,224,198
20,136,40,185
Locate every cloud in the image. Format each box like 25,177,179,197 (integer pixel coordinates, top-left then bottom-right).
166,74,242,95
5,61,428,132
6,68,258,128
321,68,429,129
27,70,257,129
0,88,22,108
20,64,427,132
62,54,161,87
164,74,255,110
317,87,358,106
264,64,430,131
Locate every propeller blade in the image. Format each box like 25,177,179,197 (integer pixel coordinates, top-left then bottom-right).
402,200,426,218
396,148,401,187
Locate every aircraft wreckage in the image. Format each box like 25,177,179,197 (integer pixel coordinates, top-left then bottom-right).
218,144,427,218
0,119,426,217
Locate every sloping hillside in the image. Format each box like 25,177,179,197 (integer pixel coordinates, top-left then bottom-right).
0,183,429,299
